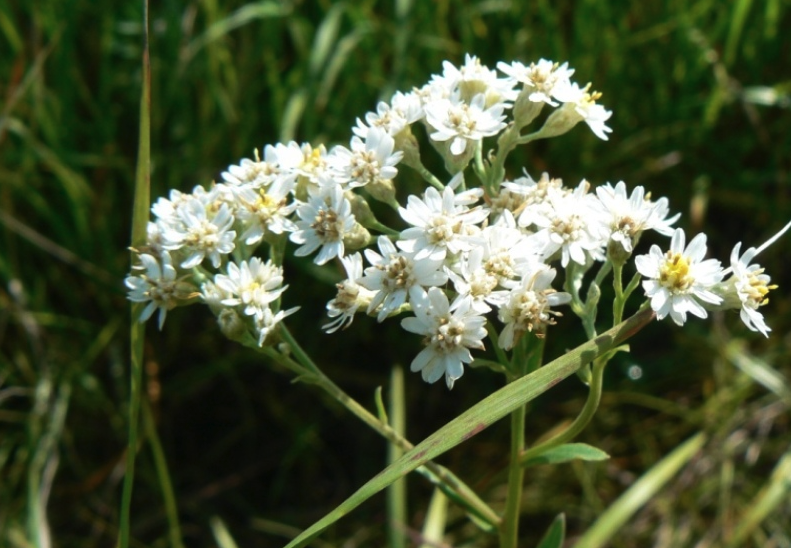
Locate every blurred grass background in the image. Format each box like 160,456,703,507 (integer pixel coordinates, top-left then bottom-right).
1,0,791,546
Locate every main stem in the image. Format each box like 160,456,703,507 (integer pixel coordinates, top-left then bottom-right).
500,336,544,548
500,396,527,547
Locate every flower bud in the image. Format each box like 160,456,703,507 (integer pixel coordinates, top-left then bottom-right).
512,93,544,129
342,222,372,251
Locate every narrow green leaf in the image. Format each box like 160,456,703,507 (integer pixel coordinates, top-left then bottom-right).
536,513,566,548
523,443,610,468
573,432,706,548
284,308,655,548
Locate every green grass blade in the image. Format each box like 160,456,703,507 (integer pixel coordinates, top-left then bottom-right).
119,1,151,546
419,488,448,548
284,308,656,548
572,432,707,548
724,0,753,66
142,400,184,548
308,3,345,79
726,444,791,547
182,1,288,64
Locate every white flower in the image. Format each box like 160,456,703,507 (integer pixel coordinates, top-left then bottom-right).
160,195,237,269
424,93,507,155
353,91,424,139
324,253,375,333
708,243,776,337
501,171,567,229
213,258,288,320
530,180,608,267
434,54,517,106
234,183,298,245
254,305,299,346
497,265,571,350
446,246,500,314
496,59,575,106
479,222,542,288
595,181,679,254
635,228,724,326
359,236,448,322
328,127,403,188
398,184,489,262
401,287,487,389
290,183,355,265
550,82,612,140
126,251,195,329
221,146,295,193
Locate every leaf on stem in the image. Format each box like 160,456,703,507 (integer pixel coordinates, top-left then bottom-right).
522,443,610,468
536,513,566,548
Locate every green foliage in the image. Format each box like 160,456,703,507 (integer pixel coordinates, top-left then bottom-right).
2,0,791,547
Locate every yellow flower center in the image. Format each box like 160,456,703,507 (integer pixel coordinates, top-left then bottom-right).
659,252,693,291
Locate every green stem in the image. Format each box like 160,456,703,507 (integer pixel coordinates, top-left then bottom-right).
612,261,625,325
267,327,501,528
406,159,444,190
141,400,185,548
500,336,545,548
472,139,486,186
489,123,519,193
366,220,401,237
120,2,150,546
386,366,407,548
520,355,608,466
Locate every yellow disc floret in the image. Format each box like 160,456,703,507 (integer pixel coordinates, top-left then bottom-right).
659,252,693,292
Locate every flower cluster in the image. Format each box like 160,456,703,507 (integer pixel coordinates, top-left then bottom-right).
126,54,786,388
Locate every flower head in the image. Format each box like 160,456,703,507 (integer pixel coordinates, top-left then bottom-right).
329,127,403,189
126,251,196,329
595,181,679,255
359,236,448,322
398,183,489,262
635,228,724,326
496,59,575,107
213,258,288,320
497,265,571,349
424,93,507,156
324,253,375,333
401,288,487,389
290,183,356,265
